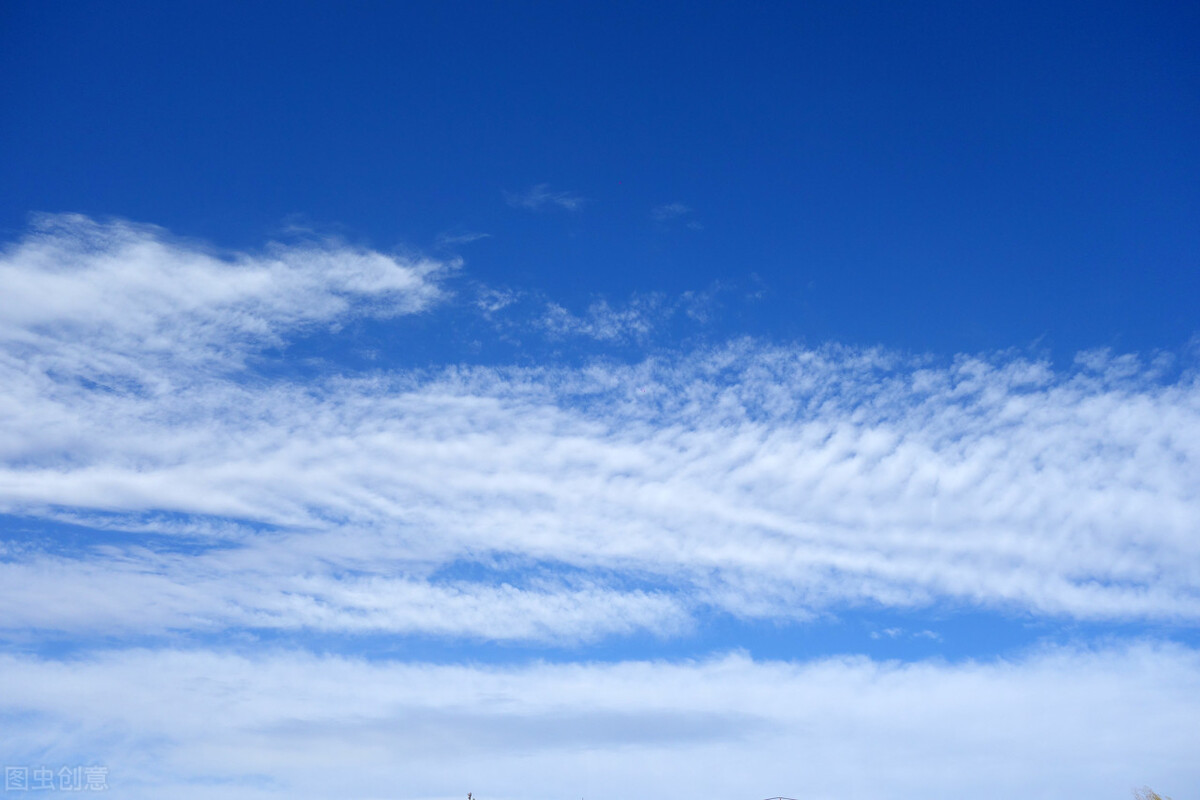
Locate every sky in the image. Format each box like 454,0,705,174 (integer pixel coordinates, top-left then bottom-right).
0,2,1198,798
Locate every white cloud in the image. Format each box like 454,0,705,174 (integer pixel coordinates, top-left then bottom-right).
2,340,1199,637
435,230,491,248
0,643,1196,799
488,286,722,341
1,217,1200,642
2,216,1198,800
0,547,689,641
541,295,663,341
0,214,451,383
651,202,691,221
504,184,584,211
474,285,521,314
679,286,721,322
651,202,702,229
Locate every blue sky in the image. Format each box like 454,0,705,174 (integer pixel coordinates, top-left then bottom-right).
1,2,1198,799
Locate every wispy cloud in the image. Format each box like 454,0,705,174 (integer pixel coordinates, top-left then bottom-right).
3,215,1199,797
3,342,1199,635
651,202,690,221
0,551,688,641
0,214,451,384
533,288,721,340
1,643,1196,798
474,285,521,314
870,626,943,641
435,230,491,248
541,295,663,342
3,217,1200,645
504,183,585,211
651,201,702,229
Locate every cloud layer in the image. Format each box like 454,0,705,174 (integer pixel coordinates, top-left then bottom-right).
3,215,1197,798
1,642,1195,799
2,218,1199,643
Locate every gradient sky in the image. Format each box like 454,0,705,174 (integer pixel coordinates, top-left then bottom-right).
1,3,1198,799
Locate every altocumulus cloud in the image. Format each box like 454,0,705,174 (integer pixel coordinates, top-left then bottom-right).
2,217,1200,635
1,216,1198,798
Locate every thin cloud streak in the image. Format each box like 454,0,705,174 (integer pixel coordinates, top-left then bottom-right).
0,549,689,641
435,230,491,248
651,201,702,229
504,183,585,211
651,202,690,221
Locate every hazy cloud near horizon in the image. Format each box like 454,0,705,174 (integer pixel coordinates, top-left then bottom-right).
1,643,1196,800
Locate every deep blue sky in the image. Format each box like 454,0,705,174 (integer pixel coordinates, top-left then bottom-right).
3,0,1197,359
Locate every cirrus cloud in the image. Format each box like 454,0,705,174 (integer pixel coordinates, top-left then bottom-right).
1,216,1198,643
0,214,451,384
